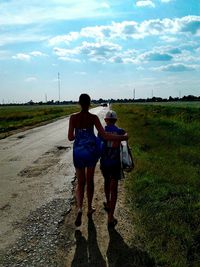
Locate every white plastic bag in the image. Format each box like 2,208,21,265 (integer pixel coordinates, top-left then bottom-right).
120,141,134,172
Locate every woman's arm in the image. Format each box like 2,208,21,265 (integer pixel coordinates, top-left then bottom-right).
68,115,75,141
94,115,128,141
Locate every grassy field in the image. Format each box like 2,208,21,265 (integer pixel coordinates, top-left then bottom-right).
113,102,200,267
0,105,80,139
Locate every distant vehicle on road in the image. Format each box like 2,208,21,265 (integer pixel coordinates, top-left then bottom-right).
101,103,108,107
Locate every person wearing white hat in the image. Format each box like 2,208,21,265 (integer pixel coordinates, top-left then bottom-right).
100,110,127,227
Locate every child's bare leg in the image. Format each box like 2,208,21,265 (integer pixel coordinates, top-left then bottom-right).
108,178,118,223
104,178,111,208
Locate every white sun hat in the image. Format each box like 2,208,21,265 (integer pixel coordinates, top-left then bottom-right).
105,110,117,120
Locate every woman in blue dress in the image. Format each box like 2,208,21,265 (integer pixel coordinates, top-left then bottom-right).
68,94,128,227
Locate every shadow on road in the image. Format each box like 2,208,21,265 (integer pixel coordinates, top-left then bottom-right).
87,218,107,267
107,227,155,267
71,230,88,267
71,218,106,267
71,219,154,267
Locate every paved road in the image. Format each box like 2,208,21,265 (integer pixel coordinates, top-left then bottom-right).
0,106,107,250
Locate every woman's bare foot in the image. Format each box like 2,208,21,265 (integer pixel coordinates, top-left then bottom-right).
87,207,96,218
107,218,118,228
103,202,110,212
75,211,82,227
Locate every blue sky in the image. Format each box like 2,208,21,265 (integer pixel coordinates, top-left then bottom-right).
0,0,200,103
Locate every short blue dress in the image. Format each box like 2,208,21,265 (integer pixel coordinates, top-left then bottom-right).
73,128,102,169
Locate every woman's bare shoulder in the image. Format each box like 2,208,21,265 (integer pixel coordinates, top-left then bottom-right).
89,112,99,122
89,112,98,118
71,111,80,116
70,112,80,119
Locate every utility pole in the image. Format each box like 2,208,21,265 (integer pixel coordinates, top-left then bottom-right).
133,88,135,100
179,90,181,99
58,72,61,102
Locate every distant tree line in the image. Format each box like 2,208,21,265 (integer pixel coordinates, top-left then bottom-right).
1,95,200,106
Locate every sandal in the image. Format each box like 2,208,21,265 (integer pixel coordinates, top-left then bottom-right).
103,202,110,212
108,218,118,228
87,208,96,218
75,211,82,227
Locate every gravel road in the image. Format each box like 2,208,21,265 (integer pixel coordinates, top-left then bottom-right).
0,106,107,267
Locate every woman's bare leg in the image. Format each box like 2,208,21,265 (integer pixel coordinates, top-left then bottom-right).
75,168,86,210
74,168,86,226
86,166,96,213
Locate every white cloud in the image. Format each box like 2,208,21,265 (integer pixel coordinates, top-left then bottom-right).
25,76,37,82
180,16,200,35
48,32,80,46
107,55,124,63
136,0,173,9
53,47,81,62
118,16,200,38
2,15,199,48
53,41,122,63
160,0,173,3
49,26,112,46
12,53,31,61
100,2,110,9
53,47,80,57
75,71,87,75
160,36,178,43
136,66,145,70
80,25,113,41
12,51,47,61
30,51,47,57
173,50,198,64
167,47,182,54
80,41,121,57
138,45,199,65
46,16,200,66
142,51,173,61
0,30,49,46
49,16,200,48
0,0,110,26
136,1,155,8
58,57,80,62
153,63,197,72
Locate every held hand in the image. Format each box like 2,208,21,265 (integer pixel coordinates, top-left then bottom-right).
123,133,128,140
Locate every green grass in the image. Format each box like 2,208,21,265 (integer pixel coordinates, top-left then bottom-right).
0,105,79,138
113,103,200,267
